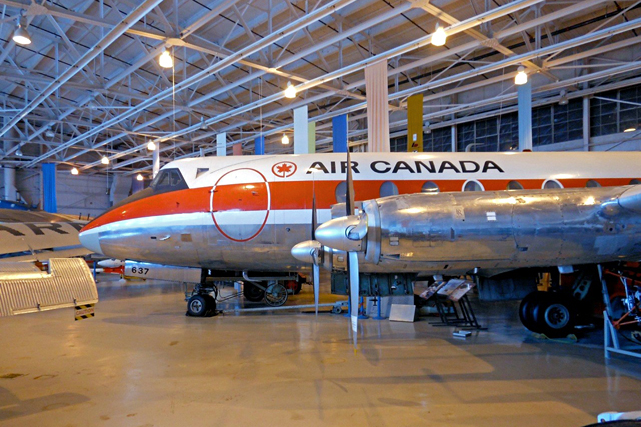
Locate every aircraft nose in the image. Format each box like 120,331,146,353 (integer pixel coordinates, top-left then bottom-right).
79,228,103,255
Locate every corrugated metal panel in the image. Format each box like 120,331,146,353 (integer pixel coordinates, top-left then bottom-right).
0,258,98,317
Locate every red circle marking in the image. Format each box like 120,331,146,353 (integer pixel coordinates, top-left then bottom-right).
211,168,270,242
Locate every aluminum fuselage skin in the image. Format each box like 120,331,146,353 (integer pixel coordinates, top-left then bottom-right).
358,186,641,276
79,152,641,276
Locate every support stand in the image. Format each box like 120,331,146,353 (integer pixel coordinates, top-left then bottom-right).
598,264,641,360
370,297,385,320
422,279,483,329
604,310,641,360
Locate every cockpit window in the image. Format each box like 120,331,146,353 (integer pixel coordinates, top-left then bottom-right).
196,168,209,178
150,168,188,193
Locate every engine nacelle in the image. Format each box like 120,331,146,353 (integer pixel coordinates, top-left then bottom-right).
347,186,641,276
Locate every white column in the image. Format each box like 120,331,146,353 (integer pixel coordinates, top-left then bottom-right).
365,60,390,152
3,167,16,201
294,106,309,154
217,133,227,156
518,81,532,151
152,145,160,178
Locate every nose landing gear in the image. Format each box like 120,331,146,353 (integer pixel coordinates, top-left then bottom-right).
186,294,217,317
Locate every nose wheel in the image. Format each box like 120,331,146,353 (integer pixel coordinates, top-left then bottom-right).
186,294,217,317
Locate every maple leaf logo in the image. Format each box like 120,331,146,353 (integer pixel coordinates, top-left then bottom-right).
277,164,292,174
272,161,297,178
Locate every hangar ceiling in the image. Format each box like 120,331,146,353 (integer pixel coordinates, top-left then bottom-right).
0,0,640,176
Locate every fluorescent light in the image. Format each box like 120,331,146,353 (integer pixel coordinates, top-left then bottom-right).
159,49,173,68
147,141,156,151
282,134,290,145
284,82,296,99
515,66,528,85
12,24,31,45
71,167,79,175
101,155,109,165
624,127,636,133
136,174,144,181
431,24,446,47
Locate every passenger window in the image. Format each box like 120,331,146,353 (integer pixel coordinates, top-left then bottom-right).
421,182,439,193
463,180,484,192
380,181,399,197
543,179,563,189
630,179,640,185
586,180,600,188
335,181,347,203
506,181,523,190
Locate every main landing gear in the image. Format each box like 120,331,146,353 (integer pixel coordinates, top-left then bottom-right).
519,291,577,337
243,281,289,307
185,270,301,316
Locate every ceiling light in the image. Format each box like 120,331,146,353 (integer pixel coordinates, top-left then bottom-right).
147,141,156,151
200,117,207,130
558,90,568,105
12,23,31,46
159,49,173,68
624,127,636,133
281,134,290,145
15,149,23,157
101,155,109,165
136,174,144,181
515,66,528,85
432,24,446,47
284,81,297,99
45,129,55,138
71,167,79,175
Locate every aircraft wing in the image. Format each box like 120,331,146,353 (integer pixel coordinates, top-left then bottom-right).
0,209,89,261
0,258,98,317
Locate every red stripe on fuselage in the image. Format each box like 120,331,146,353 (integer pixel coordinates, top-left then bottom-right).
81,177,637,232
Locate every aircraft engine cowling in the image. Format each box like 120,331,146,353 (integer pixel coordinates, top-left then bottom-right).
290,240,335,271
317,186,641,276
315,214,368,253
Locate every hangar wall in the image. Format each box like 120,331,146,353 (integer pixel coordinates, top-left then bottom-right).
10,170,112,218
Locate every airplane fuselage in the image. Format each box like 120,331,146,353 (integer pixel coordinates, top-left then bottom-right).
79,152,641,275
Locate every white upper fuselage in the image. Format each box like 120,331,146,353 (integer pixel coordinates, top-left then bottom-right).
79,151,641,272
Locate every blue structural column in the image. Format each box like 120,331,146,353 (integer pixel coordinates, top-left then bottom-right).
255,136,265,155
42,163,57,213
518,81,533,151
332,114,348,152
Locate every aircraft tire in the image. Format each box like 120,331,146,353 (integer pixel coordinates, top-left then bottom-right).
244,283,265,302
532,292,576,338
519,291,546,333
187,295,209,317
203,294,217,317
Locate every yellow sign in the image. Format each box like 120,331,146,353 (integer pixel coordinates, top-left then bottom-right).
407,94,424,152
74,304,95,321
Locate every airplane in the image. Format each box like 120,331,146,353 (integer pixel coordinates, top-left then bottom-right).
0,209,97,317
78,151,641,338
0,209,90,261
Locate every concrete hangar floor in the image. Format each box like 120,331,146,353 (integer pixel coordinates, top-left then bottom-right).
0,277,640,427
